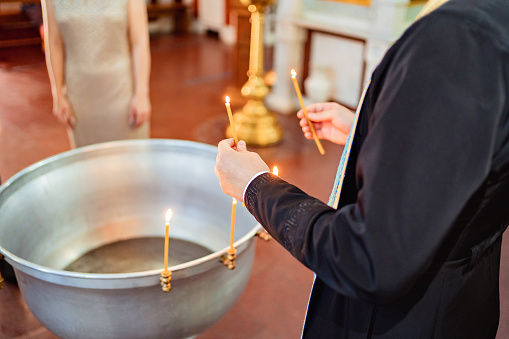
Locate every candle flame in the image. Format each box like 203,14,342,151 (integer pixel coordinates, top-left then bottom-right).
232,197,237,205
272,166,278,176
165,209,173,224
291,69,297,78
225,96,231,104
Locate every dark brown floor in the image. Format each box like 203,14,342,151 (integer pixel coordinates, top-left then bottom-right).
0,33,508,339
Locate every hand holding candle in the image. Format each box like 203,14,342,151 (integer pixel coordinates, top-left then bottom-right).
291,69,325,155
225,96,239,146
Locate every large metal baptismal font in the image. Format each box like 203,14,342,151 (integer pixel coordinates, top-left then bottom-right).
0,139,264,339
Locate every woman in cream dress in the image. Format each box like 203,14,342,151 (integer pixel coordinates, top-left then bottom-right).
41,0,151,148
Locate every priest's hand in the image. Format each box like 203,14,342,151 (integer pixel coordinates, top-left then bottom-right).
215,139,270,202
297,102,355,145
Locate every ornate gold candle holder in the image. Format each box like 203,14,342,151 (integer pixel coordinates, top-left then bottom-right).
227,0,282,147
160,271,172,292
221,248,237,270
256,229,272,241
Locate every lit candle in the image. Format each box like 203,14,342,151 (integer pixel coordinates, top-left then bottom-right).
229,198,237,250
290,69,325,155
225,96,239,146
272,166,278,176
163,208,172,275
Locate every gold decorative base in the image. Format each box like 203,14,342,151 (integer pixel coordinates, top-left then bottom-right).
160,271,172,292
256,229,272,241
221,248,237,270
227,100,282,147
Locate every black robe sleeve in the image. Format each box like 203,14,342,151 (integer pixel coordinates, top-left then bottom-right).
244,12,508,305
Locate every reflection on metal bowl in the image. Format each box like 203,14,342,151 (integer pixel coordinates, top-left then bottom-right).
0,139,261,339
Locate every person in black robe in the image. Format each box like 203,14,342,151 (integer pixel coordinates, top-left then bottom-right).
215,0,509,337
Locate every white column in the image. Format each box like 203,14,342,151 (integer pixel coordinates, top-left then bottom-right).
371,0,411,40
265,0,307,114
364,0,411,79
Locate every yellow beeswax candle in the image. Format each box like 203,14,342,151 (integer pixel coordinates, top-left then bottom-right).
230,198,237,250
290,69,325,155
225,96,239,146
163,208,172,275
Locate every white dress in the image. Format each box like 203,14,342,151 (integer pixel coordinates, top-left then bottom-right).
53,0,149,147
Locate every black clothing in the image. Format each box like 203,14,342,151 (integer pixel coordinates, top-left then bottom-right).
245,0,509,337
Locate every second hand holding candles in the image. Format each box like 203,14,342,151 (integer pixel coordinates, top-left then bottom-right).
291,69,325,155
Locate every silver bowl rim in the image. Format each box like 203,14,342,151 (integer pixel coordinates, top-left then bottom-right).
0,138,262,280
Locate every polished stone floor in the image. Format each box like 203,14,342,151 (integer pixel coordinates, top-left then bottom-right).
0,33,508,339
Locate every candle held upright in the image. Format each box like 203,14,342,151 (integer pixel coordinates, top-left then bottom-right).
291,69,325,155
225,96,239,145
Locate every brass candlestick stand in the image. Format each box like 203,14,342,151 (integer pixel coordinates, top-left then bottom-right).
160,271,172,292
227,0,282,146
222,248,237,270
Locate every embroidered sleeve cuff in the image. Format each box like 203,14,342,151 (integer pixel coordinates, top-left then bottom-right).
243,171,269,202
244,172,278,211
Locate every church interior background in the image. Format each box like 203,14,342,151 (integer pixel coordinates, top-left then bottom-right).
0,0,508,337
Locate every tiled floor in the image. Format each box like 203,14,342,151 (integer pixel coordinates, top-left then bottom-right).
0,33,508,338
